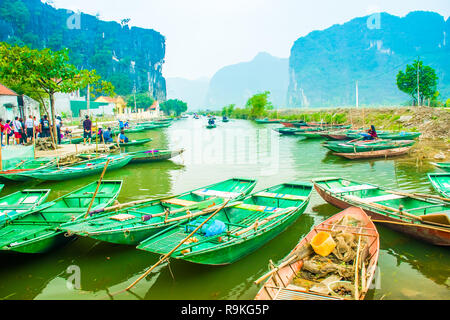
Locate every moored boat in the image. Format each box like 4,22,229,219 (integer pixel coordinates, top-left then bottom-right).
119,138,152,147
61,178,257,246
0,189,51,225
18,154,132,181
313,177,450,246
431,162,450,172
427,173,450,198
0,158,58,182
127,149,185,163
136,182,313,265
333,146,411,160
347,131,421,140
0,180,123,253
254,206,379,300
323,139,415,153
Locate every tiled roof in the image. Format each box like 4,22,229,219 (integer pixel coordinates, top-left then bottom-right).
0,83,18,96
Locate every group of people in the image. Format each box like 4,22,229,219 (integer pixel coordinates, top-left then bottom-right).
82,116,129,145
0,114,59,146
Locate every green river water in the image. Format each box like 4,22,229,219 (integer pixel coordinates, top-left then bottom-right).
0,118,449,300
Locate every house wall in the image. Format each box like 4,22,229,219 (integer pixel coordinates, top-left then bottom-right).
0,95,18,120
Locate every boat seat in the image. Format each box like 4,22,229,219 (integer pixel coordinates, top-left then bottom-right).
357,194,405,203
234,203,296,213
41,208,87,213
254,192,308,201
162,198,198,207
109,213,136,221
331,184,377,193
192,189,242,199
21,196,40,204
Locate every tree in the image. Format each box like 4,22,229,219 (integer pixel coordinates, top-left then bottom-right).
160,99,188,116
396,59,438,106
126,92,154,110
0,42,115,140
245,91,273,119
221,104,235,117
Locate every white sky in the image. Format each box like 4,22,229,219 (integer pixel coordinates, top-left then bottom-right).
48,0,450,80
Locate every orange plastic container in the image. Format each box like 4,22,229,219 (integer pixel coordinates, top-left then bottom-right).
310,231,336,256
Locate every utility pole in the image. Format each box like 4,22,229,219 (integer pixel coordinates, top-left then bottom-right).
133,84,137,113
417,57,420,107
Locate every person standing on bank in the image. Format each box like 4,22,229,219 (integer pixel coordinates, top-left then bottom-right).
25,115,34,143
55,116,62,144
83,115,92,145
40,115,51,138
12,116,23,145
33,116,40,139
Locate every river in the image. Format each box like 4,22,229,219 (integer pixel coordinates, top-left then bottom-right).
0,117,449,300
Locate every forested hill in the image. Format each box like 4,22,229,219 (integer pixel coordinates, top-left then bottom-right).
0,0,166,100
205,52,289,109
288,11,450,108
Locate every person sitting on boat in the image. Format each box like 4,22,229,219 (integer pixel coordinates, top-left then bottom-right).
208,118,215,125
118,119,124,130
103,127,113,143
117,130,129,144
361,125,378,141
124,120,129,128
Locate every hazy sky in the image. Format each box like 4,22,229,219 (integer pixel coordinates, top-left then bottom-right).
48,0,450,80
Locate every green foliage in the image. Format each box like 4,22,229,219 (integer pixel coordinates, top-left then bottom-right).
0,0,30,33
245,91,273,119
221,104,235,116
0,42,115,138
160,99,188,116
126,93,154,110
396,59,438,105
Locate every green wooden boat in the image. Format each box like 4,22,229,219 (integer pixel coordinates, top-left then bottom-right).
61,178,257,246
136,182,313,265
0,180,122,254
0,158,58,182
431,162,450,172
119,138,152,147
323,139,415,153
428,173,450,198
0,189,50,225
206,124,216,129
296,132,326,139
347,131,421,140
313,177,450,246
61,137,84,144
127,149,185,163
18,154,132,181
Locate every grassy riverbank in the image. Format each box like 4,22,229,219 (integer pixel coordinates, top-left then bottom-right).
216,106,450,161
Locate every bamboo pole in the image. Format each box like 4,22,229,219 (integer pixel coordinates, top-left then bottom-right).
370,219,449,232
354,235,362,300
119,199,230,294
32,125,36,159
84,159,111,219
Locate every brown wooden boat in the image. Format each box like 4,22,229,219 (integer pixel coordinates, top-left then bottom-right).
333,147,411,160
254,207,379,300
313,177,450,246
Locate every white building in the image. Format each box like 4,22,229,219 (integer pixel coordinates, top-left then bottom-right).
0,83,40,120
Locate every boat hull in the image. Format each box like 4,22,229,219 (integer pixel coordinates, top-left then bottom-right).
313,184,450,246
333,147,411,159
175,205,307,265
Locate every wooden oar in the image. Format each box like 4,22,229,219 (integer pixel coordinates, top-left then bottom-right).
84,159,111,219
114,199,230,295
386,189,450,203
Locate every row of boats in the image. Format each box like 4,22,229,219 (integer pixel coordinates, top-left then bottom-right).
0,166,448,299
0,149,185,182
260,120,423,160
